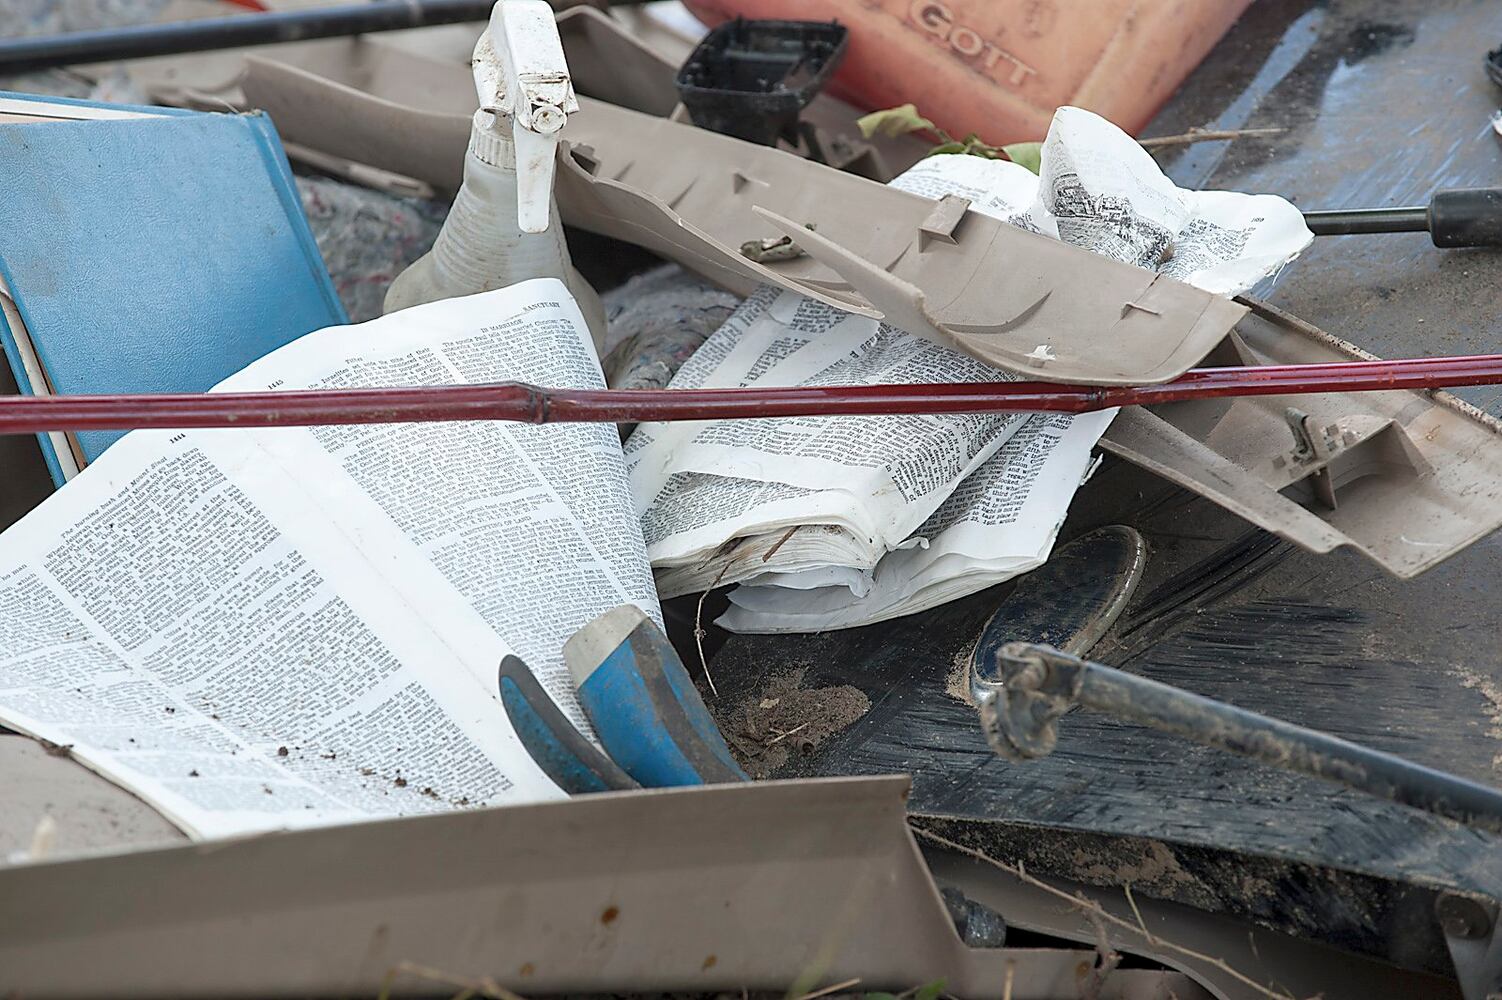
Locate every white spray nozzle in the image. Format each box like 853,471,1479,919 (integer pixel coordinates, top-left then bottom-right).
471,0,578,234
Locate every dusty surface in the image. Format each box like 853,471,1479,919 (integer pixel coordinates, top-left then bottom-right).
1450,665,1502,770
943,637,978,707
0,734,186,861
715,669,870,779
1065,838,1211,903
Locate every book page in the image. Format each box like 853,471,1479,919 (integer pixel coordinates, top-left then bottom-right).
630,288,1027,590
0,280,654,838
720,410,1115,631
0,281,81,480
0,96,164,124
0,427,559,839
215,282,661,731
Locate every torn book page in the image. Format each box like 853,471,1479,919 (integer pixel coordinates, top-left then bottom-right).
633,286,1030,601
886,106,1312,295
0,280,656,839
719,411,1113,631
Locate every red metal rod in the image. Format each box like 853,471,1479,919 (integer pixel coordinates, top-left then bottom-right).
5,354,1502,434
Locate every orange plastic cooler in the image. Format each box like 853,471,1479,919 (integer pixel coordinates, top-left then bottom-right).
680,0,1254,143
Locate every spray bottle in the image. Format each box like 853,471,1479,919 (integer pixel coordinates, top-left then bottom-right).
383,0,607,348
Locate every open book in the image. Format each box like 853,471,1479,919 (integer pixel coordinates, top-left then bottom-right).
0,280,657,839
628,108,1312,632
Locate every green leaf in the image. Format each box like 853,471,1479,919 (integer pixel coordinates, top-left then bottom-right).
1001,141,1043,174
913,980,947,1000
926,141,969,156
856,103,936,139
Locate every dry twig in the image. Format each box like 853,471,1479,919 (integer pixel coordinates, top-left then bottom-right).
791,976,862,1000
377,960,528,1000
766,721,811,746
1081,892,1122,1000
1124,884,1159,947
910,826,1302,1000
1138,126,1287,148
693,558,736,697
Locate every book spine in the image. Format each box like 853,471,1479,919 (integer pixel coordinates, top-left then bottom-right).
0,86,197,117
0,288,64,488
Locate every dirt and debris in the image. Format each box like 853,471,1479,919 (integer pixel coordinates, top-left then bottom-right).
717,669,870,779
1450,665,1502,769
944,638,979,707
38,739,73,758
1067,839,1207,900
739,231,808,263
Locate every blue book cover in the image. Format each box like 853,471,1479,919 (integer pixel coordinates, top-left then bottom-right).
0,91,347,487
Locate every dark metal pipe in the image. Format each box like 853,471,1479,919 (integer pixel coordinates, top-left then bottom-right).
981,643,1502,835
1303,205,1429,236
1303,188,1502,246
0,0,498,75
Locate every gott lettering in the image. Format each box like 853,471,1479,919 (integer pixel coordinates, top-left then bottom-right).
907,0,1038,86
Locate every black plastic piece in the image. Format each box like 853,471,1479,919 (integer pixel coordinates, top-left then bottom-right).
1486,45,1502,89
970,526,1146,704
984,644,1502,836
940,886,1008,948
1429,187,1502,248
675,18,849,147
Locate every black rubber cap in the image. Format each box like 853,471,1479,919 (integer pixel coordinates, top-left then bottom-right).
1428,188,1502,248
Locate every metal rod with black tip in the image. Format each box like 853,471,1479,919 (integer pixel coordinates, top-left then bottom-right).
1304,187,1502,246
0,0,624,75
980,642,1502,835
1303,205,1429,236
